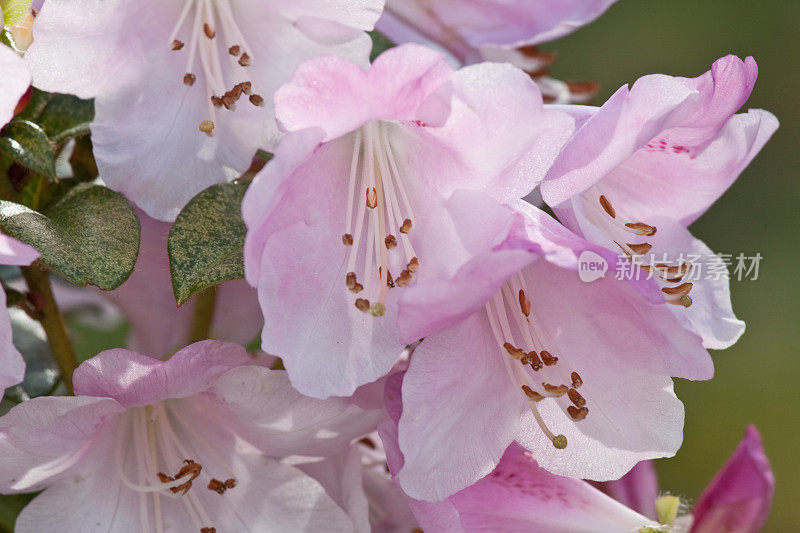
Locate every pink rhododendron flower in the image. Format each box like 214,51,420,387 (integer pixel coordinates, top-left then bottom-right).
0,43,30,127
242,43,573,398
98,208,262,357
393,198,712,500
0,233,40,393
596,426,774,532
377,372,661,531
25,0,384,220
541,55,779,350
0,340,382,532
377,0,617,102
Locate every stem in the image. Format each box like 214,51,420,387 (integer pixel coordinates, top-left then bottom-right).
187,287,217,344
21,264,78,394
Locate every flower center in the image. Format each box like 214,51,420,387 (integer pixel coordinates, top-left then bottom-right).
485,272,589,450
582,188,694,307
114,403,237,533
168,0,264,137
341,121,419,317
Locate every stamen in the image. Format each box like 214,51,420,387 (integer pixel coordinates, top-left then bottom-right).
238,53,251,66
625,222,657,236
519,289,531,317
172,40,185,50
567,406,589,421
183,73,196,86
366,187,378,209
503,342,526,359
627,242,653,255
400,218,413,233
540,350,558,366
249,94,264,106
384,235,397,249
542,383,569,396
228,44,240,56
342,233,353,246
203,22,215,39
568,388,586,408
521,385,544,401
599,194,616,218
571,371,583,388
355,298,370,312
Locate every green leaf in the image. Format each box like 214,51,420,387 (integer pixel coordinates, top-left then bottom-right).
169,182,248,305
369,30,396,62
1,0,31,26
0,120,56,178
0,184,141,289
38,93,94,143
0,493,35,532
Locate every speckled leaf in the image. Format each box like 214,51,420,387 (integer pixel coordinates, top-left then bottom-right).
38,93,94,143
169,182,248,305
0,120,55,178
0,184,140,289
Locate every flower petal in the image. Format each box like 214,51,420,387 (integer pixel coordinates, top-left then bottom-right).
202,366,383,456
0,396,123,493
72,341,251,406
690,426,774,533
591,460,659,520
397,313,523,501
0,45,30,127
274,43,453,141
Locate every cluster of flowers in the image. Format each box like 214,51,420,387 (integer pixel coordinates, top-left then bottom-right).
0,0,778,531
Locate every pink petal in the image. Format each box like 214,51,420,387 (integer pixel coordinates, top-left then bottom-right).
396,314,524,501
0,45,30,127
691,426,774,533
275,43,453,141
201,366,384,456
591,460,659,520
72,340,251,406
0,396,124,492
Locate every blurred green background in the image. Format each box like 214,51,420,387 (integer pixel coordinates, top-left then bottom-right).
548,0,799,529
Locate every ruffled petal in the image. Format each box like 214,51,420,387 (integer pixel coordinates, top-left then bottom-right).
0,45,30,127
397,314,523,501
72,341,251,407
274,43,453,141
201,366,383,456
0,396,124,493
691,426,774,533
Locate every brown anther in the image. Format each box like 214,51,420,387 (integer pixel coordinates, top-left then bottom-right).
540,350,558,366
521,385,545,402
345,272,363,293
599,195,616,218
399,218,413,233
379,267,395,288
518,289,531,317
566,80,599,97
662,282,693,297
503,342,526,359
656,262,691,278
342,233,353,246
230,84,243,100
394,270,412,287
183,73,196,86
567,405,589,421
157,472,173,483
524,351,542,371
221,95,236,110
568,388,586,408
224,478,236,489
238,53,251,66
210,96,223,108
171,39,184,50
627,242,652,255
355,298,370,312
366,187,378,209
199,120,215,137
384,234,397,249
249,94,264,107
571,371,583,388
203,23,215,39
167,459,202,495
542,383,568,396
407,257,419,273
228,44,241,56
201,528,216,533
208,478,227,494
614,241,633,260
239,81,252,94
625,222,657,236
